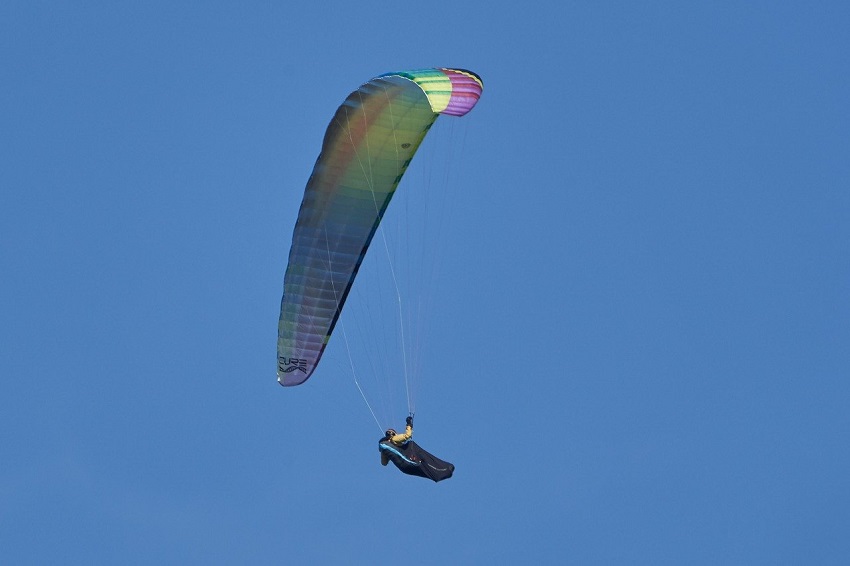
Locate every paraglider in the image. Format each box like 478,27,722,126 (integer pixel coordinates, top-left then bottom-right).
277,68,483,479
379,416,454,482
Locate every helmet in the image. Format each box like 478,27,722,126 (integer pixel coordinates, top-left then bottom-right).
384,428,396,438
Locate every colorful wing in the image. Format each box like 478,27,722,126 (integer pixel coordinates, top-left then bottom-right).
278,68,483,386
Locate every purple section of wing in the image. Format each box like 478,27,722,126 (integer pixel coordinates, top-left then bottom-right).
442,69,484,117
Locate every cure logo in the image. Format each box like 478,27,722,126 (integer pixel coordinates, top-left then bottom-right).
279,357,308,373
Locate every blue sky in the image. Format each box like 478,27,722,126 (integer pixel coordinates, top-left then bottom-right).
2,1,849,564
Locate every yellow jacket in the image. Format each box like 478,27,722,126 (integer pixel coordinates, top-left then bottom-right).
380,425,412,466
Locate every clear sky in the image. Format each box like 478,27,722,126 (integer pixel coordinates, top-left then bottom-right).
2,2,849,564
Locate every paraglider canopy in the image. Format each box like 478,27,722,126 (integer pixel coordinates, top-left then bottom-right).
277,68,483,386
